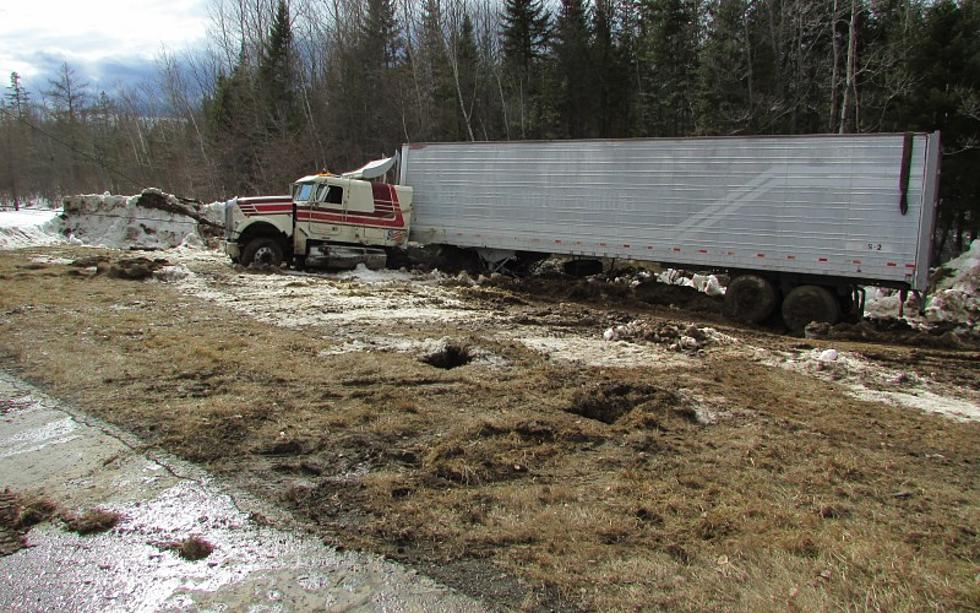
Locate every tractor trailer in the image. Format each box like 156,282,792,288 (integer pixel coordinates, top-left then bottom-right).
223,132,941,332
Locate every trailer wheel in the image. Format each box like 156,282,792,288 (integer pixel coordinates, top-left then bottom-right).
564,259,603,277
781,285,841,334
241,237,284,268
724,274,778,323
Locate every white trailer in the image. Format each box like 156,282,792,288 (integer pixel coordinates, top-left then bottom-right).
399,133,941,331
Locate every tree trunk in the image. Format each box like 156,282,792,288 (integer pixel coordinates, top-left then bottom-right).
839,0,859,134
829,0,841,132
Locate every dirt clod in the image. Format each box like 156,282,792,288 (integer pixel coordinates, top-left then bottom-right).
97,257,170,280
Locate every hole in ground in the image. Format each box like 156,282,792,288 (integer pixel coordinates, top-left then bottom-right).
421,343,473,369
565,382,687,425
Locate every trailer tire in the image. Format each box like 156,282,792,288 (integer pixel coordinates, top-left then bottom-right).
564,259,603,277
781,285,841,334
241,237,285,268
724,274,778,323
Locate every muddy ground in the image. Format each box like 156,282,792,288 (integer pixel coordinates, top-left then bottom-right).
1,246,978,611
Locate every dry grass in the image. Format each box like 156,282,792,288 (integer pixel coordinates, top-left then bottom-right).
62,508,122,535
0,247,978,610
165,536,214,560
0,490,59,555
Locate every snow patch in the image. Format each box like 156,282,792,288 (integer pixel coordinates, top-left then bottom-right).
656,269,726,296
923,239,980,332
0,209,64,249
769,347,980,422
30,255,74,265
864,239,980,333
513,331,693,369
330,263,414,283
602,319,735,352
166,251,488,334
151,265,194,283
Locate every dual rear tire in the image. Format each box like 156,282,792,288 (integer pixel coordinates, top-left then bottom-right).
781,285,841,334
725,274,841,333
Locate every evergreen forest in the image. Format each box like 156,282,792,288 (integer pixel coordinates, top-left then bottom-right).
1,0,978,254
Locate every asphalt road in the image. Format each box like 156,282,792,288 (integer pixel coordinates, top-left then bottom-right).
0,371,480,612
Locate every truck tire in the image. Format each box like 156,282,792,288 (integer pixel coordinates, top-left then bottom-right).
781,285,841,334
724,274,777,323
241,237,285,268
564,259,603,277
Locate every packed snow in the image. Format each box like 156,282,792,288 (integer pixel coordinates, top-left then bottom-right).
61,190,219,250
0,209,63,248
0,189,223,252
613,267,726,296
655,269,726,296
602,319,736,352
168,254,487,332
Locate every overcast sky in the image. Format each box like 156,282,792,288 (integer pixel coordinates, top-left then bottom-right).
0,0,209,97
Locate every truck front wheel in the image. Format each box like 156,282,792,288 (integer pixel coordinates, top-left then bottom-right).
724,274,778,324
241,237,285,268
781,285,841,334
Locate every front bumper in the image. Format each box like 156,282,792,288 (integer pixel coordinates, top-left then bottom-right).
224,240,241,261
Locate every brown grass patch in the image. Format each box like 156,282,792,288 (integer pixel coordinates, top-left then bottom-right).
0,490,60,555
62,508,122,535
1,247,978,610
164,536,214,560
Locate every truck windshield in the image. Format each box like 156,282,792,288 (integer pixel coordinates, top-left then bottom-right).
294,183,315,202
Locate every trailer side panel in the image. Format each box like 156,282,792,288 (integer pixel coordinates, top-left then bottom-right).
402,134,936,290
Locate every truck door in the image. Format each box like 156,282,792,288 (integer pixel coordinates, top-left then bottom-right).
304,179,350,243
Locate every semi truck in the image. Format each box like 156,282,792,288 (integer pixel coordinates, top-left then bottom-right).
223,132,941,332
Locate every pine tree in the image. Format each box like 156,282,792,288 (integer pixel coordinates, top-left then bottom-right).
419,0,456,139
257,0,299,136
501,0,550,75
451,13,480,141
205,62,262,194
590,0,631,137
637,0,700,136
500,0,551,137
696,0,754,134
551,0,594,138
5,72,31,119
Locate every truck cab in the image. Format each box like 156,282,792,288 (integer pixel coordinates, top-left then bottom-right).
223,157,413,270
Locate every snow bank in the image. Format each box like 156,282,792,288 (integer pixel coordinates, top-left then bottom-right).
0,209,64,249
864,239,980,333
61,189,215,250
923,239,980,332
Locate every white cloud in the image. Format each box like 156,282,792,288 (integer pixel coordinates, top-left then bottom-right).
0,0,208,87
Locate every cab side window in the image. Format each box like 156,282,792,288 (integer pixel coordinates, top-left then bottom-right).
316,184,344,205
325,186,344,204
